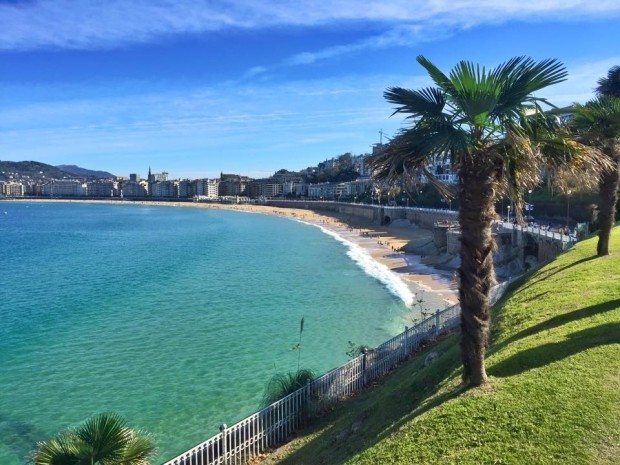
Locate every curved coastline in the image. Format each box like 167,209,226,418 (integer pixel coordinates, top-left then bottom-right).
3,198,458,310
293,218,415,306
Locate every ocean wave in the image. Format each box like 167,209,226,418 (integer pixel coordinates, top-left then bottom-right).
295,219,415,307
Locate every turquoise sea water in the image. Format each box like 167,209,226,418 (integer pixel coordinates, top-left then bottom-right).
0,202,413,464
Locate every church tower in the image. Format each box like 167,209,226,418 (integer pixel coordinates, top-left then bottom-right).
147,166,153,195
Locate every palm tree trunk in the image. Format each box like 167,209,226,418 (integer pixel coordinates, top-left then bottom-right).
458,155,498,387
597,148,619,256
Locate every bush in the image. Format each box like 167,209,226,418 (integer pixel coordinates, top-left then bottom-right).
261,369,315,406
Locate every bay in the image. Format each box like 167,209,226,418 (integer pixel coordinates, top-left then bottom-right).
0,202,410,464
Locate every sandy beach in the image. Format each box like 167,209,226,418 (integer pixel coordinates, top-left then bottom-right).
4,198,459,310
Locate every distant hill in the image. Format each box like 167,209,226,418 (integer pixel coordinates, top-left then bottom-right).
0,160,74,181
0,161,115,181
56,164,115,179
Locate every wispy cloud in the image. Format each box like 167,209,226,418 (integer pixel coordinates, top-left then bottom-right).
285,25,441,66
1,1,619,51
0,53,612,177
541,56,620,105
0,73,407,176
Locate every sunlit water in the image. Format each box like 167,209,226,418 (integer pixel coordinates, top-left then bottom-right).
0,202,435,464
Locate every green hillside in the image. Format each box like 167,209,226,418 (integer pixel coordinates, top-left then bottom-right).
0,160,73,181
264,228,620,465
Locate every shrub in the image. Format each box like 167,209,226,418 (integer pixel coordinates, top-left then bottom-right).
261,369,315,406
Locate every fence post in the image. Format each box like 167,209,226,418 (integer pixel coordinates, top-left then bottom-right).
404,325,409,354
305,379,311,415
361,348,368,387
434,310,440,338
219,423,227,465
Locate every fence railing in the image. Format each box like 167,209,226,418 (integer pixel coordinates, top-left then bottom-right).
163,281,512,465
498,221,576,246
266,200,575,245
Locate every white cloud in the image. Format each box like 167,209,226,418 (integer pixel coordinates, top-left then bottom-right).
0,56,615,176
0,73,409,174
285,24,445,66
1,0,619,51
542,56,620,106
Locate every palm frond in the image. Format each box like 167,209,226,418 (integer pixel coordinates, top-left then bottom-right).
448,60,501,126
34,433,81,465
416,55,457,95
384,86,446,119
595,65,620,98
492,57,567,118
34,413,154,465
118,432,156,465
571,96,620,141
75,413,132,463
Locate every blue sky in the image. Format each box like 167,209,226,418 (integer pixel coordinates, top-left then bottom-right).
1,1,619,178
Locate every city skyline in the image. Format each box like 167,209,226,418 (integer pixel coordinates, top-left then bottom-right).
1,1,620,178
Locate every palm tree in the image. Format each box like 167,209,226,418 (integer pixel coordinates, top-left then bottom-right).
34,413,155,465
596,66,620,98
369,56,602,386
571,96,620,255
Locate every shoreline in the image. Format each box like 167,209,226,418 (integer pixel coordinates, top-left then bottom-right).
3,198,458,312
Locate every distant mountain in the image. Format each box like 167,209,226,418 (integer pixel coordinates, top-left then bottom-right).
0,160,74,181
56,165,115,179
0,161,115,182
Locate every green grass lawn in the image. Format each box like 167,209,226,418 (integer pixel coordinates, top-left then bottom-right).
262,228,620,465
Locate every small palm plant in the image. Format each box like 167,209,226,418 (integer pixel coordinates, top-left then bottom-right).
34,413,155,465
262,369,315,406
369,56,604,386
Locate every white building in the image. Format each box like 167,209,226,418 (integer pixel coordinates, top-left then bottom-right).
283,181,308,197
307,182,337,199
42,180,86,197
151,180,177,198
0,181,25,197
195,179,220,198
435,173,458,184
177,180,194,198
120,181,147,198
345,178,374,196
86,181,116,197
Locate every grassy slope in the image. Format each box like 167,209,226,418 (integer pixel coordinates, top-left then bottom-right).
264,228,620,465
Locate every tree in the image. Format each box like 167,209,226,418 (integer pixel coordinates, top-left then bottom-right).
571,96,620,255
34,413,155,465
369,56,602,386
595,66,620,98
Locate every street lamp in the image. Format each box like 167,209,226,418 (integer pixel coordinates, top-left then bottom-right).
507,205,511,223
566,189,572,229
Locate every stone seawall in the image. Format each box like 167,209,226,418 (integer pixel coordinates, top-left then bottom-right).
266,200,457,229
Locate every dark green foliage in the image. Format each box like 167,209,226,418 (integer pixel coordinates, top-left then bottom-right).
56,165,115,179
570,95,620,255
345,341,371,359
33,413,155,465
595,65,620,98
0,161,74,182
262,369,315,406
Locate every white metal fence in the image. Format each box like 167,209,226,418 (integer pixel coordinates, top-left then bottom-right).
498,221,576,246
163,281,512,465
267,200,575,245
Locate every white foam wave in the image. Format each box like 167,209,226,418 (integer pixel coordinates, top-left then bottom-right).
295,219,415,307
